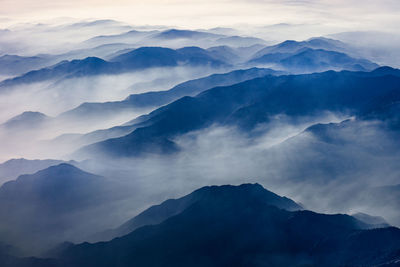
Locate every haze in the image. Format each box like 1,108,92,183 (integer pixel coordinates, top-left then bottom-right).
1,0,399,36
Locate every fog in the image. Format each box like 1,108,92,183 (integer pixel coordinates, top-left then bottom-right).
0,16,399,258
0,20,134,56
0,66,220,120
0,20,268,58
330,31,400,68
1,109,399,255
0,65,230,162
3,0,400,35
65,114,400,240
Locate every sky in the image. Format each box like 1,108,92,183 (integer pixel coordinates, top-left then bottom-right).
1,0,399,32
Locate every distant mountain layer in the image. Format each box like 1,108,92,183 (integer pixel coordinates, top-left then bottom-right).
248,37,379,72
83,28,266,48
78,67,400,158
251,37,348,58
1,111,50,130
33,68,283,151
250,47,378,72
0,57,116,89
154,29,222,40
0,37,381,90
27,183,400,267
110,46,227,68
0,158,70,184
59,68,282,121
0,27,268,77
0,46,230,89
0,55,52,76
0,43,140,77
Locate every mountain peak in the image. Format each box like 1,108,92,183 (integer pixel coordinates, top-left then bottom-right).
71,56,108,66
91,183,302,242
59,183,400,267
5,111,47,122
32,163,88,177
2,163,94,187
2,111,49,129
371,66,400,76
190,183,302,211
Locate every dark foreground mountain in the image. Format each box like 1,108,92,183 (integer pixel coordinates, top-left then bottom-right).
78,67,400,158
0,164,129,254
91,183,302,242
9,183,399,267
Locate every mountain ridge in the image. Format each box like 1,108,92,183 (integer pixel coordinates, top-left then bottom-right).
77,68,400,158
50,183,400,267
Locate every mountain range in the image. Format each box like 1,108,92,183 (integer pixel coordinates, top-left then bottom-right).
77,67,400,158
3,183,398,267
57,67,282,125
0,46,230,90
0,37,380,91
0,67,283,154
1,23,400,267
90,183,302,242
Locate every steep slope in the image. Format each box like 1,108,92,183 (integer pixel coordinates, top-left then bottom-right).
54,184,400,267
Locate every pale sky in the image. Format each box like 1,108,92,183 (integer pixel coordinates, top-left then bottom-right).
1,0,399,32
